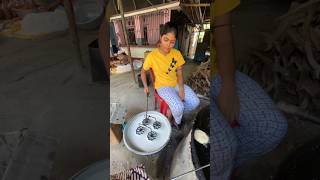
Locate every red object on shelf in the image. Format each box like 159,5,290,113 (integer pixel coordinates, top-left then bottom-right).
149,69,169,116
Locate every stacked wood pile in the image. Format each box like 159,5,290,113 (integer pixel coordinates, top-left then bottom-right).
110,53,130,68
186,59,211,97
0,0,35,20
0,0,57,20
110,56,119,69
238,0,320,121
0,0,18,19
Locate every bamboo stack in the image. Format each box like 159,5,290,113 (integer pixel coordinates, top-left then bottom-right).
238,0,320,121
0,0,41,20
186,59,211,97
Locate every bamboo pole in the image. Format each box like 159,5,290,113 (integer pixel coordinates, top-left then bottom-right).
132,0,136,10
117,0,137,83
64,0,85,69
110,1,180,20
180,3,210,7
98,17,109,78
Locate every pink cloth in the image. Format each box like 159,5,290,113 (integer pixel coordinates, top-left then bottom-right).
113,10,171,46
114,20,125,46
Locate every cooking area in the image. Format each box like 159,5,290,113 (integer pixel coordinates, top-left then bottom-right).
2,0,320,179
110,60,210,179
110,0,320,179
109,0,212,178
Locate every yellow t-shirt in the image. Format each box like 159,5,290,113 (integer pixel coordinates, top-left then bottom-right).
211,0,241,77
143,48,185,89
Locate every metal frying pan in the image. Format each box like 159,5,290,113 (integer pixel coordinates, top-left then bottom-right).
123,111,172,155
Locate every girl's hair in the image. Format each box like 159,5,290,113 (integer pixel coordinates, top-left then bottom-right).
160,22,177,37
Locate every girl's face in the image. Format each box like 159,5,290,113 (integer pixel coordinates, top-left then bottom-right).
159,32,176,54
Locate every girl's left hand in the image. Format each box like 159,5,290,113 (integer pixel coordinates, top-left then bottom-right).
179,89,185,101
217,82,240,126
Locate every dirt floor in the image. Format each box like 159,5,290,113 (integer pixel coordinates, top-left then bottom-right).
0,31,108,179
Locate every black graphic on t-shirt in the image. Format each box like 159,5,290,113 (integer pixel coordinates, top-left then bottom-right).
172,59,177,65
166,58,178,74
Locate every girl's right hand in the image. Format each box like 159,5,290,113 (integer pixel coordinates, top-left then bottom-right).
144,87,150,96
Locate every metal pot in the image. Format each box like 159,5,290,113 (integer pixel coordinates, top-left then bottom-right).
170,106,210,180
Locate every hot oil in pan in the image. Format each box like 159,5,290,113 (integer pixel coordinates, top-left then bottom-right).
192,106,210,180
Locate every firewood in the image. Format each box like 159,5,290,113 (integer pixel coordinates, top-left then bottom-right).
304,40,320,78
286,28,304,51
276,0,320,22
299,79,320,96
186,59,211,97
310,28,320,50
277,101,320,123
238,0,320,123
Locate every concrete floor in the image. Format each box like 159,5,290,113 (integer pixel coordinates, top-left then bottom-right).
109,61,203,179
0,31,108,179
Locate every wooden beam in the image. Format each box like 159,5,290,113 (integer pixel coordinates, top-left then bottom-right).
63,0,85,69
98,14,110,78
197,0,203,24
180,0,194,24
180,3,210,7
118,0,137,83
201,6,206,23
190,6,196,24
193,0,201,23
179,3,195,24
98,1,113,80
112,0,119,14
110,1,180,20
145,0,153,6
132,0,137,10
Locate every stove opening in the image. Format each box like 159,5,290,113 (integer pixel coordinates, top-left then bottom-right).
191,106,210,180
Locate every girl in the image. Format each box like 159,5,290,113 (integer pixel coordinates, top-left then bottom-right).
140,22,200,129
